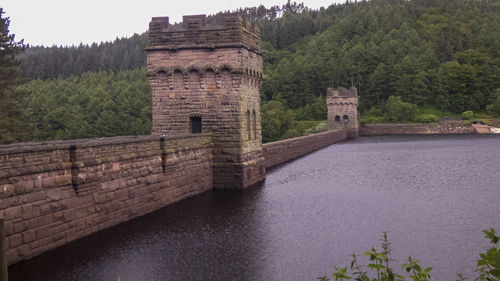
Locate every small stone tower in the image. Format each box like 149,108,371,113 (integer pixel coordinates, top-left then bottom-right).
146,14,265,189
327,87,359,138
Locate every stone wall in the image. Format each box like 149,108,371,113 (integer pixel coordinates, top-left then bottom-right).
326,87,359,138
148,14,261,52
359,123,475,135
262,130,348,169
147,13,265,189
0,135,212,265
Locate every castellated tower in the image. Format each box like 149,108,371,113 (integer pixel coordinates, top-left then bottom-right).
327,87,359,138
146,14,266,189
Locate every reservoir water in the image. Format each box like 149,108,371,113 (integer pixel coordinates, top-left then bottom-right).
9,135,500,281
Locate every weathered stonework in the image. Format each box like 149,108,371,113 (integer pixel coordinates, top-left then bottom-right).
0,135,212,265
146,14,266,189
0,14,355,268
263,130,348,169
327,87,359,138
359,123,475,135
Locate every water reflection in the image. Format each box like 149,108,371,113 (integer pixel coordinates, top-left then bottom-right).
9,135,500,281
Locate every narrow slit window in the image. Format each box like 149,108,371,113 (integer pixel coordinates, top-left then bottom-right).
247,110,251,140
253,110,257,140
190,116,202,133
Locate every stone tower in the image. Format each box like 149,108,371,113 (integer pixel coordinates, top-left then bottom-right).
326,87,359,138
146,14,266,189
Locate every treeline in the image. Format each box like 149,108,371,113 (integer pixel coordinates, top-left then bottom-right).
6,0,500,144
20,69,151,141
19,33,147,79
262,0,500,114
17,1,363,81
236,0,362,50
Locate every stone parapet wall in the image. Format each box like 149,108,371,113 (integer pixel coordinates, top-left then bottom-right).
0,135,212,265
147,14,261,52
359,123,475,135
262,130,348,169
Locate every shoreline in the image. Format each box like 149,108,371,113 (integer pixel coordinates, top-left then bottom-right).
358,123,499,135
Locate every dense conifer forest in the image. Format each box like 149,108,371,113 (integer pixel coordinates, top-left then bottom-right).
2,0,500,143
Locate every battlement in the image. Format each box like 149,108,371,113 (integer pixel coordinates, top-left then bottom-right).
327,87,358,97
147,14,261,52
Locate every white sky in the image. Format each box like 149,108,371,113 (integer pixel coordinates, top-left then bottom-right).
1,0,344,47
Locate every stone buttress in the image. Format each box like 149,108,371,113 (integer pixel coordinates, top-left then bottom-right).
146,14,266,189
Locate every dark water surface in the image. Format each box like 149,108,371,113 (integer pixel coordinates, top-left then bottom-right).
9,135,500,281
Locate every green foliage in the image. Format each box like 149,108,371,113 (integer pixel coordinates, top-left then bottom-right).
384,96,417,123
362,105,443,124
476,229,500,280
21,68,152,141
295,96,327,121
261,0,500,116
414,114,438,123
19,33,147,80
361,115,385,124
462,110,474,120
487,95,500,117
283,120,326,139
9,1,500,140
0,8,31,144
318,232,429,281
261,99,327,142
319,229,500,281
13,0,500,132
261,100,296,142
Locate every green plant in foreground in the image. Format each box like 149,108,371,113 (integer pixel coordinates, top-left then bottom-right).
320,229,500,281
318,232,426,281
476,229,500,281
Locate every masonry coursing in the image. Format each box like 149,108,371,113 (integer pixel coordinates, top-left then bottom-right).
0,135,213,265
146,14,266,189
0,13,351,266
359,123,475,135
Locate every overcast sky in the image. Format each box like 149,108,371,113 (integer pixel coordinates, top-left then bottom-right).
1,0,344,47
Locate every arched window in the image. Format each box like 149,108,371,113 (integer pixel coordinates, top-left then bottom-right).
188,70,200,89
173,70,184,90
335,115,341,122
343,115,349,122
221,69,232,90
205,69,217,90
158,71,168,88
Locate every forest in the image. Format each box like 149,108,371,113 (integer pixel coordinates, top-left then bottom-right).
1,0,500,144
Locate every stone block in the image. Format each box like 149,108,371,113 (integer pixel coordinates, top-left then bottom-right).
47,188,62,201
22,229,36,243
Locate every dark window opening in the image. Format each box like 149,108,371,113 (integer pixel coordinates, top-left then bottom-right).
335,115,341,122
343,115,349,122
190,116,202,133
253,110,257,140
247,110,251,140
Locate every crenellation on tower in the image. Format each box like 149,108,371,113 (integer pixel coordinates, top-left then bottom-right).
146,13,266,189
146,13,261,53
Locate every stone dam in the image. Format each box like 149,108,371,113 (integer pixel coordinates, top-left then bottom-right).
0,14,352,267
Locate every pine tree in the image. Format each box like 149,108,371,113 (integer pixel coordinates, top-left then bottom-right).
0,8,31,144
